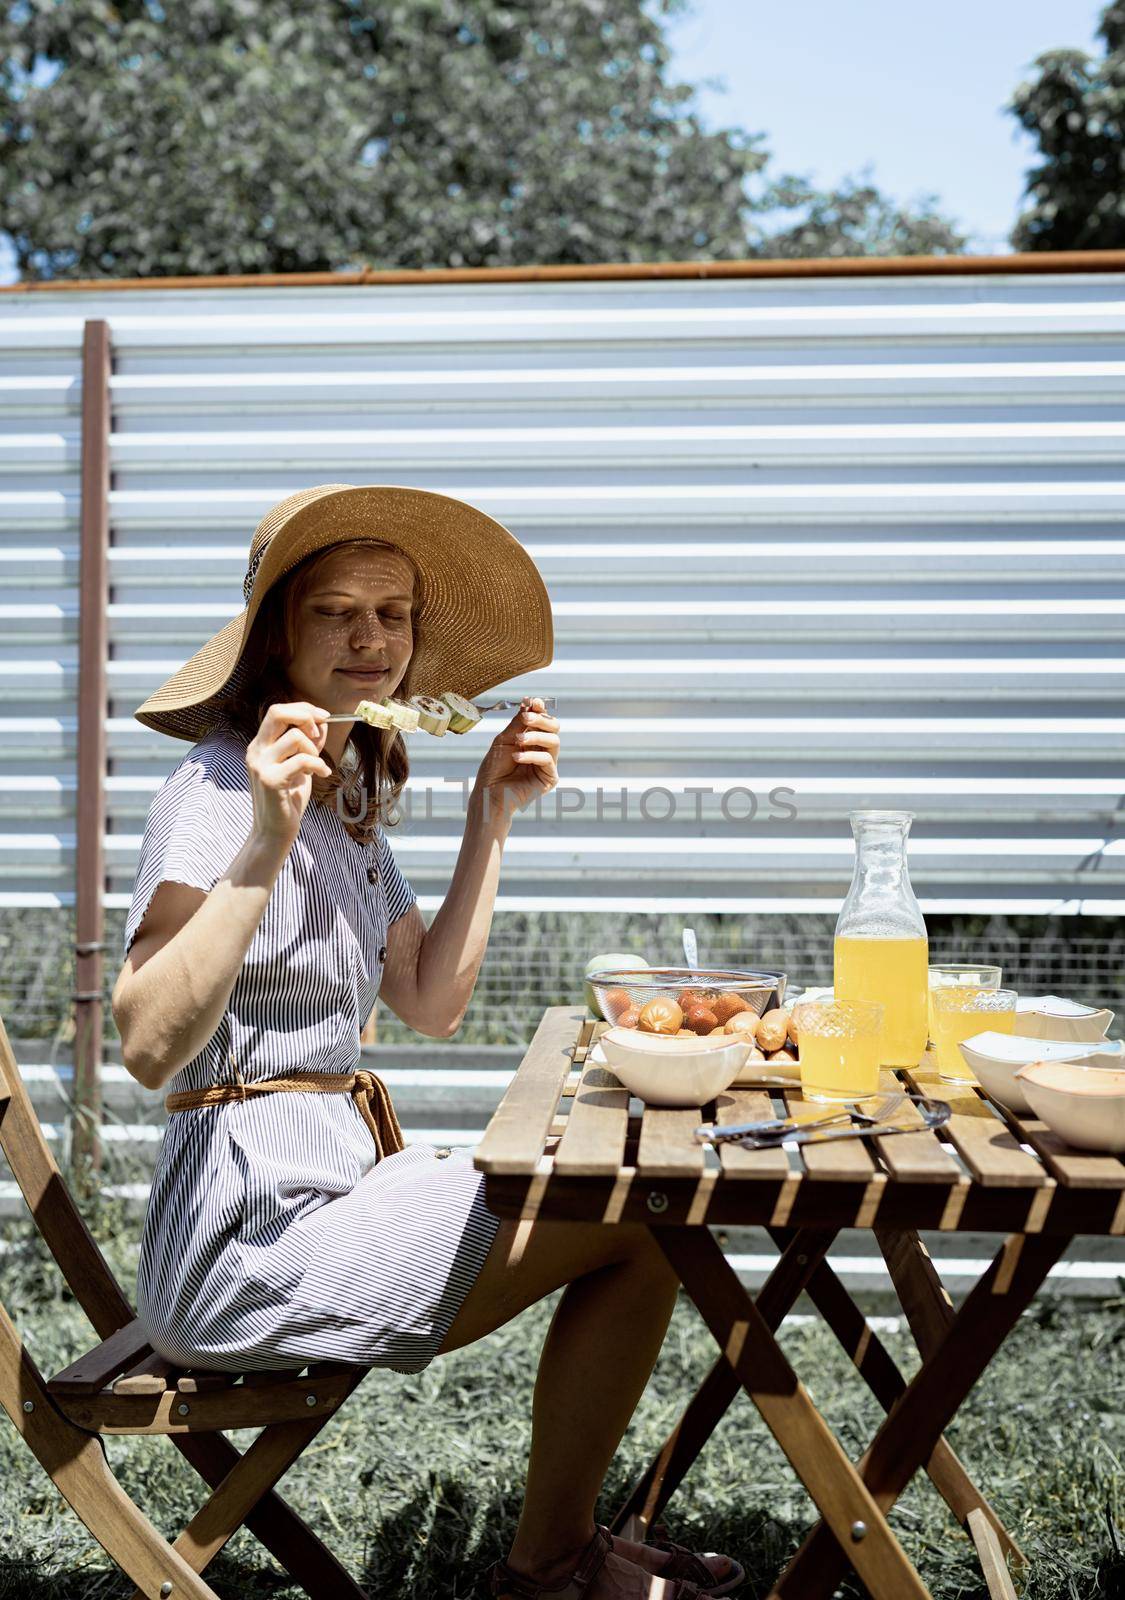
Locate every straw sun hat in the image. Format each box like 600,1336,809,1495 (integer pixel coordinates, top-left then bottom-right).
133,483,555,743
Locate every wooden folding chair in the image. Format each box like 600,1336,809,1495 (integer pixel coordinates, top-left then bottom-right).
0,1012,377,1600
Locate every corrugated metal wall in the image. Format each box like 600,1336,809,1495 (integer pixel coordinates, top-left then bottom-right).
3,267,1125,918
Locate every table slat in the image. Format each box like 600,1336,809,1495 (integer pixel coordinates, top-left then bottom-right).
637,1108,706,1177
871,1070,963,1184
781,1089,879,1180
1007,1116,1125,1190
907,1068,1050,1188
475,1005,588,1175
717,1090,792,1178
554,1063,630,1176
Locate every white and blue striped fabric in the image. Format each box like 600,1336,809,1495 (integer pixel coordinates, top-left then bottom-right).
123,724,501,1374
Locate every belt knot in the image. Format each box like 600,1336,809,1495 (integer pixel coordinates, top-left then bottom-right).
348,1067,406,1161
165,1064,406,1162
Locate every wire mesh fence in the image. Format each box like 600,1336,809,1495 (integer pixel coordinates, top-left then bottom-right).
3,908,1123,1049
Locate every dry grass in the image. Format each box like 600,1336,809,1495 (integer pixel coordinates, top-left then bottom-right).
1,1193,1124,1599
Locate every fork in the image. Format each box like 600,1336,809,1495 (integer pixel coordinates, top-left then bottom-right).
696,1092,906,1146
753,1096,905,1143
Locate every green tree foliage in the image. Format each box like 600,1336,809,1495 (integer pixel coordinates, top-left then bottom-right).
0,0,965,279
753,169,967,259
1009,2,1125,250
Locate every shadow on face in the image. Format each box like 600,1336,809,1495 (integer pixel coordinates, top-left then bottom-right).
287,543,417,715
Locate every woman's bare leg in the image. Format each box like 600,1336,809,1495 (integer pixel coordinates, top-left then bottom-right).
438,1217,714,1588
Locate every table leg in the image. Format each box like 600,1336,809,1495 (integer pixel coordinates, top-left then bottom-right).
873,1226,1025,1571
653,1226,933,1600
770,1231,1070,1600
611,1229,837,1538
789,1243,1024,1578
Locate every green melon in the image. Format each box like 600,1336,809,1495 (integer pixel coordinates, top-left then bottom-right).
583,952,651,1019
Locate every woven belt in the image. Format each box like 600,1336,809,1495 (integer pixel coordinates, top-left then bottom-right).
165,1064,405,1161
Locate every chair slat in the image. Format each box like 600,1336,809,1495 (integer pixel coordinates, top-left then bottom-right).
0,1015,135,1340
240,1367,307,1387
112,1351,181,1394
111,1351,231,1394
175,1368,234,1392
48,1316,152,1395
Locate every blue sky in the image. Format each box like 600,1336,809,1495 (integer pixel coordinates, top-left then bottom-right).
0,0,1106,280
663,0,1105,251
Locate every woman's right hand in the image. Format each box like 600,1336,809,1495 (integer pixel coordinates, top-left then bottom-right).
247,702,332,846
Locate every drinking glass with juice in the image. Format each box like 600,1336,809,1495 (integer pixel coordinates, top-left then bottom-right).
832,812,929,1068
927,964,1002,1047
931,986,1018,1084
794,999,883,1102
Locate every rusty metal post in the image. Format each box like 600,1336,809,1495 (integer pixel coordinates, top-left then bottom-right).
71,320,111,1191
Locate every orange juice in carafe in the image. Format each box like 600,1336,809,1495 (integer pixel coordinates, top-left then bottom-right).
834,935,929,1067
832,811,929,1069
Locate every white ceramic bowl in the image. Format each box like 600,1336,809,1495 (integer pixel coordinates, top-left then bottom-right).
959,1031,1125,1116
1014,1060,1125,1153
1012,994,1114,1043
598,1026,751,1106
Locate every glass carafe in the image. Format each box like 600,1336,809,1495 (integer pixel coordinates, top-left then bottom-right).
833,810,929,1068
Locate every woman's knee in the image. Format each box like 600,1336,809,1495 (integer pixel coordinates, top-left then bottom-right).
564,1220,678,1290
437,1219,677,1356
614,1223,680,1284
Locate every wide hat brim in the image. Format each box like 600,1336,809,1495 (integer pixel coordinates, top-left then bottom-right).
133,484,554,742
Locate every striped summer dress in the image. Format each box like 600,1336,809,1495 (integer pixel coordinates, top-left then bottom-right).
123,723,501,1375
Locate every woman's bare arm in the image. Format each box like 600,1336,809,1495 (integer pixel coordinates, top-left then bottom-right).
112,829,290,1090
378,698,560,1039
113,699,332,1091
378,796,511,1039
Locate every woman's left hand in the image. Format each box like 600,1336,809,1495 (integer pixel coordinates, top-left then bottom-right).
471,696,560,824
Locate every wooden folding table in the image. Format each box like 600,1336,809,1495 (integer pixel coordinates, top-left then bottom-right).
475,1005,1125,1600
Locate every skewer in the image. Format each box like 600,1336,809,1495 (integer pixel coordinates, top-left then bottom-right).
324,694,556,724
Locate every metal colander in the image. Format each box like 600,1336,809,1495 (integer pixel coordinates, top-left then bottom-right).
588,965,786,1028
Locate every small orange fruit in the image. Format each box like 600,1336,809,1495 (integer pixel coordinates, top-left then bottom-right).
682,1004,719,1035
712,993,751,1025
602,986,634,1022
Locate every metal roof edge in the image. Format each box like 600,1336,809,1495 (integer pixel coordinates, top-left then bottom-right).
4,248,1125,294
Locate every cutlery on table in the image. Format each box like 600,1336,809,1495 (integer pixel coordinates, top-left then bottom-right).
694,1091,919,1147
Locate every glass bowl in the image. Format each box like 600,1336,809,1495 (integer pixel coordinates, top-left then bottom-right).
588,965,785,1030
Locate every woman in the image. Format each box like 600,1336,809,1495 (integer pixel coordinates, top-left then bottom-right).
113,484,742,1600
